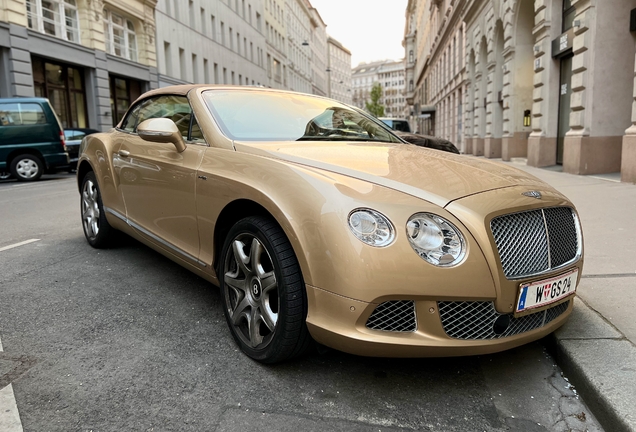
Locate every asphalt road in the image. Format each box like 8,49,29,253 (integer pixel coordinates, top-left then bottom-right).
0,174,602,432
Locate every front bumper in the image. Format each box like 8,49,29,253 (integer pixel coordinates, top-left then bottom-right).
305,283,574,357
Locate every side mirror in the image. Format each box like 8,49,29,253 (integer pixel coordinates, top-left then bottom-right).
137,118,187,153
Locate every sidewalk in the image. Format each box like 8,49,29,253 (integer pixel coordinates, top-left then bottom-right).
499,159,636,432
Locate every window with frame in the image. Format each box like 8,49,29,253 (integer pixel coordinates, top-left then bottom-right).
103,9,138,62
121,95,205,143
26,0,80,43
0,103,47,126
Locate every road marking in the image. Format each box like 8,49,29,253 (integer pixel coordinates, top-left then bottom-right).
0,239,40,253
0,337,24,432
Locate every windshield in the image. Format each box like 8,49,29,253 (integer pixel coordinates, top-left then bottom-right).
202,90,401,143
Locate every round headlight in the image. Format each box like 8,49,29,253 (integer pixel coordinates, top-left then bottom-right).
348,209,395,247
406,213,466,266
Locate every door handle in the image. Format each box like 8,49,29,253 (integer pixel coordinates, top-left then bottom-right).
118,150,130,157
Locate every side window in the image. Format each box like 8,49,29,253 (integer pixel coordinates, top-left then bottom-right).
0,103,47,126
189,115,206,143
121,102,143,132
135,95,191,139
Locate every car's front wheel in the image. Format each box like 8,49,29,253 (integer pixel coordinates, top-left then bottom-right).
81,171,115,248
10,154,43,182
220,216,311,363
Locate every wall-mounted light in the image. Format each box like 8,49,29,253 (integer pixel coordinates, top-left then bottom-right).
302,40,309,46
325,68,331,72
534,45,540,53
573,20,581,28
523,109,531,127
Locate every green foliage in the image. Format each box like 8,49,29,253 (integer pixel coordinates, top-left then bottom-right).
365,83,385,118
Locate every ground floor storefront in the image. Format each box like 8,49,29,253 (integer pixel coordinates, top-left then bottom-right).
0,23,156,131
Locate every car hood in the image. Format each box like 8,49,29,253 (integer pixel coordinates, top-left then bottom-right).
233,140,550,207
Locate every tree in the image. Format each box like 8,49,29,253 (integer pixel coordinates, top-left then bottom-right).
365,83,385,118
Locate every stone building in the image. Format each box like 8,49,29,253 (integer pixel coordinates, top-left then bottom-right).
265,0,288,89
308,4,327,96
405,0,636,183
326,36,351,104
0,0,158,131
352,60,386,110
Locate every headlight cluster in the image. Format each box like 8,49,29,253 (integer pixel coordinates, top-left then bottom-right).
347,209,466,267
348,209,395,247
406,213,465,266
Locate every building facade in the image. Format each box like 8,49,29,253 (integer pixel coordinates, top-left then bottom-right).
308,4,327,96
285,0,311,93
406,0,636,183
0,0,158,131
326,36,351,104
264,0,287,89
155,0,268,88
376,60,407,119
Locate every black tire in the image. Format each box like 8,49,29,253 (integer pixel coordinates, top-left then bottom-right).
219,216,312,363
80,171,115,248
10,154,43,182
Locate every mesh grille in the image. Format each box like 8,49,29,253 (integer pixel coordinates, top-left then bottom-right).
438,300,570,340
491,207,579,279
544,207,579,268
366,301,416,332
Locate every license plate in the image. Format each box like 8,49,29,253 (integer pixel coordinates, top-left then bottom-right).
516,269,578,313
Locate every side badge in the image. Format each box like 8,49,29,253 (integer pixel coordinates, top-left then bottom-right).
522,191,542,199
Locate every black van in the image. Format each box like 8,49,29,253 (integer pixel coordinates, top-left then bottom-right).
0,98,69,181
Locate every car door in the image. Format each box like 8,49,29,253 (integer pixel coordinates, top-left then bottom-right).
114,95,206,263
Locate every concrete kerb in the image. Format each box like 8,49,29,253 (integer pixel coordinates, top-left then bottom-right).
547,299,636,432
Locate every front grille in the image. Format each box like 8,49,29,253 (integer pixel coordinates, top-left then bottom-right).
366,300,416,332
491,207,579,279
438,300,570,340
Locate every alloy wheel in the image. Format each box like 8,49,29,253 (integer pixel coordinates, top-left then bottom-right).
223,234,280,349
82,179,100,240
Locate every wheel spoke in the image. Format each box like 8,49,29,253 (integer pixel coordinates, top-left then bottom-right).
250,238,264,275
260,272,277,295
259,305,277,333
232,240,251,276
231,296,251,326
249,308,264,347
224,271,246,295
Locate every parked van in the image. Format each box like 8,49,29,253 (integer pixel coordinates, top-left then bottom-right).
0,98,69,181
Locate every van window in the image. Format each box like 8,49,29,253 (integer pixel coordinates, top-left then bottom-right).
0,103,47,126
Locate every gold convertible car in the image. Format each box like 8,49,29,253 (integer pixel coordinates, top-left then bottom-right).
78,86,583,363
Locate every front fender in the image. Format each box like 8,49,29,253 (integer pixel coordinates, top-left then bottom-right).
196,148,497,304
77,133,125,227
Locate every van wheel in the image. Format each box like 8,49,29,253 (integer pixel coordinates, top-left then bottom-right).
10,154,43,182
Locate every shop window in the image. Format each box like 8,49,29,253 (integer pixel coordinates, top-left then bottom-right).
32,57,87,128
110,76,142,127
26,0,80,43
103,9,138,62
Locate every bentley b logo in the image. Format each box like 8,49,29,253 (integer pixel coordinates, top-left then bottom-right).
522,191,542,199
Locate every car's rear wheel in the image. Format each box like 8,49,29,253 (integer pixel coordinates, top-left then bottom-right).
81,171,115,248
220,216,311,363
10,154,43,182
0,171,12,180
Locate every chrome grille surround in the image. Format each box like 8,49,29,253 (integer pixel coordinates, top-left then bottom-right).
366,300,417,332
491,207,581,279
438,300,570,340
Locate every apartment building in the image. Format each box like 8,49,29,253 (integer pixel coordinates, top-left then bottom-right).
0,0,158,131
352,59,405,118
155,0,267,88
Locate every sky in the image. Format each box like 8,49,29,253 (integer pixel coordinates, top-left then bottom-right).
308,0,409,67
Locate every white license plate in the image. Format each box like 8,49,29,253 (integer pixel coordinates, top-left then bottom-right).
516,269,578,313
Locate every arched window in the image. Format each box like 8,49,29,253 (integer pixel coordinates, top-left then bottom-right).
409,79,414,92
26,0,80,43
103,9,138,62
409,50,414,64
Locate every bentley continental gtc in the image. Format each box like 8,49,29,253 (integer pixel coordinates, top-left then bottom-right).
77,86,584,363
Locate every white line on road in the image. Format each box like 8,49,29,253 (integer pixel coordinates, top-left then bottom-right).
0,239,40,253
0,336,24,432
